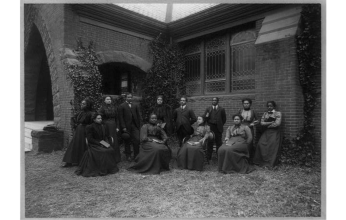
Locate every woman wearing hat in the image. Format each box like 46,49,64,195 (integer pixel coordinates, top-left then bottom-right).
98,96,121,163
75,113,119,177
129,113,171,174
176,116,213,171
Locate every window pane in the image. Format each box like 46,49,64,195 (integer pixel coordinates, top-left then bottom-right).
184,53,201,95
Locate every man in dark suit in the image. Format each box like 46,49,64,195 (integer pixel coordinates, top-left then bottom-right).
173,96,197,147
118,93,141,161
203,97,226,161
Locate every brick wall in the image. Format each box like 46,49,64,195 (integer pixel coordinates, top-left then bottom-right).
255,37,304,139
76,20,152,63
25,4,74,147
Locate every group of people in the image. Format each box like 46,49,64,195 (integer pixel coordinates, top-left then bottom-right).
61,93,282,177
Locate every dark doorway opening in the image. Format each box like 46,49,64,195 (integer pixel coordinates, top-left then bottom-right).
98,63,145,97
25,24,54,121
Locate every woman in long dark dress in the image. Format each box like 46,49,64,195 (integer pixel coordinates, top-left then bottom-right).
98,96,121,163
177,116,213,171
253,101,282,167
75,113,119,177
237,98,259,163
218,114,254,174
129,113,171,174
62,99,93,167
152,95,173,137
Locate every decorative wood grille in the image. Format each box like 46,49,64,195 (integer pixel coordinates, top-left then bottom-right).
231,31,256,92
205,35,226,93
185,53,201,95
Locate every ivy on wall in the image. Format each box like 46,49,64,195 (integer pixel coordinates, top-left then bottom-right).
280,5,321,166
140,36,186,123
63,39,103,122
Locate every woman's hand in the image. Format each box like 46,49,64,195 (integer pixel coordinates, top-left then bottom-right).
116,128,119,132
224,138,229,142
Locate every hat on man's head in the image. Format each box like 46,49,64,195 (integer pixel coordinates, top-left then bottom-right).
121,131,131,140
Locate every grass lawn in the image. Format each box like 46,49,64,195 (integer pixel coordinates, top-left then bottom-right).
25,144,321,218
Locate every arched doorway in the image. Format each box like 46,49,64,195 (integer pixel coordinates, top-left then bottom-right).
98,62,146,97
96,51,151,100
24,24,53,121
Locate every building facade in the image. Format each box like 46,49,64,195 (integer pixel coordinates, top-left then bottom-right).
24,4,321,148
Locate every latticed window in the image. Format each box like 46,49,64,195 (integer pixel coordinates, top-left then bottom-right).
184,43,201,96
183,28,256,96
205,35,226,94
230,31,256,92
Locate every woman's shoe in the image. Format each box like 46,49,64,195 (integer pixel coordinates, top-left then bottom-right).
61,163,72,168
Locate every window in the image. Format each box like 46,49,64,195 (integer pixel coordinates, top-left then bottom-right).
205,36,226,93
231,31,256,92
183,28,256,96
184,43,201,96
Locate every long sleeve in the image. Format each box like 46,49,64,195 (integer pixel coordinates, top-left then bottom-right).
269,112,282,128
221,108,227,125
189,109,197,125
159,128,168,143
118,105,125,129
115,107,120,130
136,104,142,127
244,126,253,144
86,125,101,146
203,125,211,139
252,110,258,121
225,126,232,139
140,124,149,142
173,109,177,122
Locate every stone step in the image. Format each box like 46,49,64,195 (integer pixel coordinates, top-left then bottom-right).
25,136,32,143
25,128,32,138
25,141,32,152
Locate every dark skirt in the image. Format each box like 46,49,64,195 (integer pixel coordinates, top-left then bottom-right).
62,124,87,164
75,144,119,177
129,141,171,174
218,137,254,174
104,119,121,163
176,135,205,171
253,128,282,167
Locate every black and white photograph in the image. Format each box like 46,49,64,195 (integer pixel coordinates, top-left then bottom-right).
13,0,328,218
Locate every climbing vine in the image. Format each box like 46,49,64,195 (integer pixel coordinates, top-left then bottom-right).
280,5,321,166
140,36,186,122
64,39,103,113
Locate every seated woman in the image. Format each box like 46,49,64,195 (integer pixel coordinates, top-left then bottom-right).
75,113,119,177
218,114,254,174
253,101,282,168
129,113,171,174
177,116,213,171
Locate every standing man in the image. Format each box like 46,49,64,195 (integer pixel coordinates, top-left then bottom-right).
203,97,226,161
173,96,197,147
118,93,141,161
